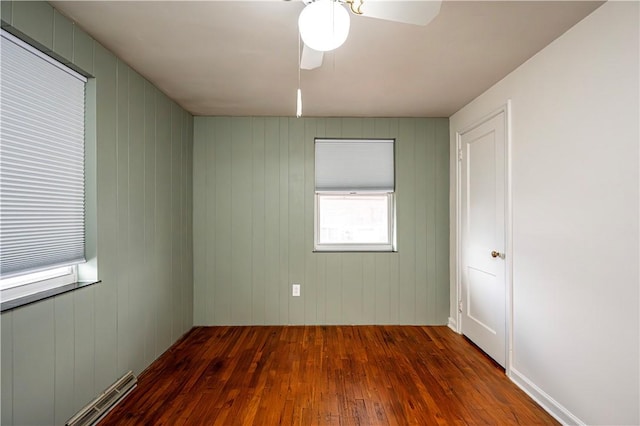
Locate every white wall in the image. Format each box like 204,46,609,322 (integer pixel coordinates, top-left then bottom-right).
449,2,639,425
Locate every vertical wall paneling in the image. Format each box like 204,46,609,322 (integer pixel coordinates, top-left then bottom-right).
142,82,157,365
361,253,376,323
12,300,55,424
11,1,52,50
252,118,266,324
398,119,417,324
278,117,290,324
128,70,146,375
213,118,232,324
1,311,13,425
52,9,73,62
192,114,207,325
53,294,75,425
142,82,157,364
72,26,94,75
92,42,119,397
414,119,430,324
183,112,192,331
183,110,194,332
116,59,133,373
188,114,195,326
171,103,184,339
0,3,194,424
202,119,215,325
288,118,305,324
264,118,281,324
324,253,343,325
193,117,449,325
73,288,96,408
303,119,317,324
231,118,253,324
155,95,173,352
1,1,13,26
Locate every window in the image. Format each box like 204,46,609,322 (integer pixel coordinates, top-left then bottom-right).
314,138,396,251
0,30,87,303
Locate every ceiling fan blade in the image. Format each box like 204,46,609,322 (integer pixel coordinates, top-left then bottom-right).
358,0,442,26
300,44,324,70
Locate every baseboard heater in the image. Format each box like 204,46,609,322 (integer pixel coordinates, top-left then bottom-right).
66,371,137,426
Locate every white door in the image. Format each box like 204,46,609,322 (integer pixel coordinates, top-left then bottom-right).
460,111,506,367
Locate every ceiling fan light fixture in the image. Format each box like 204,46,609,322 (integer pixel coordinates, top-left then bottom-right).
298,0,350,52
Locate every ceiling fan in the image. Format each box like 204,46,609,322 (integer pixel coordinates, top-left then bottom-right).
297,0,442,70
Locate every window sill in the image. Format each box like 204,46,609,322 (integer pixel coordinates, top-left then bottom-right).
1,280,101,313
313,250,398,253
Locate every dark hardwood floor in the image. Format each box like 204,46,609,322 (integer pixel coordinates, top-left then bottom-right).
100,326,557,425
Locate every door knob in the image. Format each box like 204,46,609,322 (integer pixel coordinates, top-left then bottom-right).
491,251,502,258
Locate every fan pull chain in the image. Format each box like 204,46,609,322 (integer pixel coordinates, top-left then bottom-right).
296,30,302,118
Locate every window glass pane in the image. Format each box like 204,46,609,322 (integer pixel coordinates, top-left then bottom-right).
318,195,390,244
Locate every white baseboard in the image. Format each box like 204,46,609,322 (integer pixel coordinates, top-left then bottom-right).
509,367,584,425
447,317,459,333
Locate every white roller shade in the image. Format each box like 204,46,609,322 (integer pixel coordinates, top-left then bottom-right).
315,139,395,192
1,30,87,278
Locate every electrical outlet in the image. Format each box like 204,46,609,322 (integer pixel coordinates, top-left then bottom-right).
292,283,301,297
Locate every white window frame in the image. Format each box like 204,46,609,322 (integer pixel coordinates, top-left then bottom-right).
1,266,78,303
0,30,87,306
314,137,396,252
314,192,396,252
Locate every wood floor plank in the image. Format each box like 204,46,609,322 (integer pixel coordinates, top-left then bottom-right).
100,326,557,425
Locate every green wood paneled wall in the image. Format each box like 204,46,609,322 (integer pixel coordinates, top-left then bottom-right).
0,2,194,425
193,117,449,325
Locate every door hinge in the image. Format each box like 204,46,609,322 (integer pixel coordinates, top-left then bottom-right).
458,148,463,161
458,300,463,313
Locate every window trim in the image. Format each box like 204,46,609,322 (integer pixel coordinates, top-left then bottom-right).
314,192,396,252
1,266,78,302
0,28,99,312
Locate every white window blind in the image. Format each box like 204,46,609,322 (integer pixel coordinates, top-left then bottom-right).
0,30,87,278
315,139,395,192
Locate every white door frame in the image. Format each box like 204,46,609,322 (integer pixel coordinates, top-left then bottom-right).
453,101,513,375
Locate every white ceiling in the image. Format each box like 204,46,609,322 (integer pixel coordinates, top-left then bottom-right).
50,1,603,117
